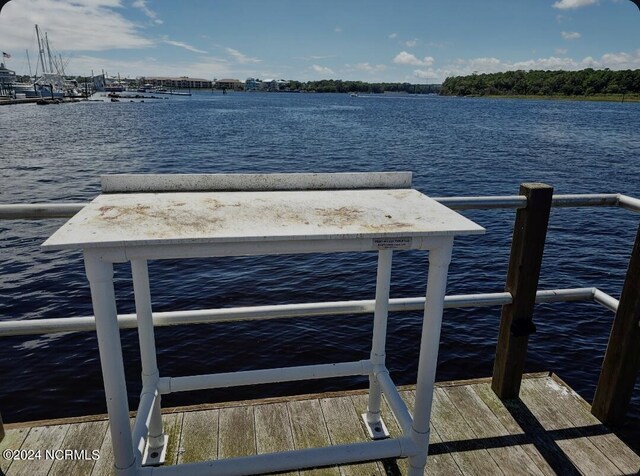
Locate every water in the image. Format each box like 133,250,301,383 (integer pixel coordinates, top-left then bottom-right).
1,93,639,447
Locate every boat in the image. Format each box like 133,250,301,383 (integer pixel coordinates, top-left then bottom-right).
104,81,125,92
11,25,67,99
0,62,15,97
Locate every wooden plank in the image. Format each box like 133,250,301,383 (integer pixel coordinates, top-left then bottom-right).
351,393,406,474
471,383,559,476
6,424,69,476
0,428,29,474
524,377,640,474
519,378,622,475
320,396,380,476
178,409,219,464
492,183,553,398
254,403,297,476
48,420,107,476
401,390,463,476
93,413,182,472
593,224,640,425
444,385,545,475
288,399,340,476
90,418,134,476
162,412,184,466
430,387,504,475
218,406,256,459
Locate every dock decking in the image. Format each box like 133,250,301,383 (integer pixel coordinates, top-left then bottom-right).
1,373,638,476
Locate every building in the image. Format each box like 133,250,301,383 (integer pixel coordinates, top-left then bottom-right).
244,78,290,92
141,76,213,89
244,78,262,91
0,62,16,84
214,79,243,90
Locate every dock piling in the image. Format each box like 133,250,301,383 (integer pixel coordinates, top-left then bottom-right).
491,183,553,399
592,224,640,425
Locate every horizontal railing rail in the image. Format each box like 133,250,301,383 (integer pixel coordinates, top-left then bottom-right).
0,193,639,219
0,287,610,337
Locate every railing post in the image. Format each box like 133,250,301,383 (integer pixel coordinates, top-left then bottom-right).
592,224,640,425
492,183,553,399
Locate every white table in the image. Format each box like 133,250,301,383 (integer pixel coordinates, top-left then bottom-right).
44,183,484,475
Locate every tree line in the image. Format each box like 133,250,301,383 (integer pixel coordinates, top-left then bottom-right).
288,80,441,94
440,69,640,97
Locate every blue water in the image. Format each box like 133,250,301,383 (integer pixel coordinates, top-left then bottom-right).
1,93,639,447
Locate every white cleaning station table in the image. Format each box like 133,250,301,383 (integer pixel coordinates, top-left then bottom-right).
43,173,484,476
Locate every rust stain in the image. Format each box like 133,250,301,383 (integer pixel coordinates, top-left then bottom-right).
314,206,364,227
98,204,152,221
363,221,414,231
93,202,220,237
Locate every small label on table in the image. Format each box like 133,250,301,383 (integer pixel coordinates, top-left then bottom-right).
373,237,413,250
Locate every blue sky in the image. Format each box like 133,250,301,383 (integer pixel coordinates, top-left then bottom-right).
0,0,638,83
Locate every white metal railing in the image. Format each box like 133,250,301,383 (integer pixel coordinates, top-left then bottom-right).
0,287,614,337
0,191,637,338
1,193,639,219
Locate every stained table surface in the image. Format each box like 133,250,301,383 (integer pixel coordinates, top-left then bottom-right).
42,189,484,250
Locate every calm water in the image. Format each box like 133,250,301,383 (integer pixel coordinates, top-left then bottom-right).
1,93,639,446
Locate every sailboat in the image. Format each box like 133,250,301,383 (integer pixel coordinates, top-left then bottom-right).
13,25,65,98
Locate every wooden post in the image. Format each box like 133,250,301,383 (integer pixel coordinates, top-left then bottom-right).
592,224,640,425
492,183,553,399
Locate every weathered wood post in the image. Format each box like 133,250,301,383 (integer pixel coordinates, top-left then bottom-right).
492,183,553,399
592,224,640,425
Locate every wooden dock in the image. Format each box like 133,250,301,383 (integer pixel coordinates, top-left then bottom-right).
1,372,637,475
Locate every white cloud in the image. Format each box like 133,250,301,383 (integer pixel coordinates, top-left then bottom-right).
0,0,153,52
393,51,434,67
334,26,342,33
429,49,640,83
413,69,437,80
555,48,568,55
561,31,581,40
351,62,386,73
311,64,334,75
553,0,597,9
225,48,261,64
388,32,397,39
297,54,336,61
68,54,231,78
405,38,418,48
132,0,162,24
163,38,207,54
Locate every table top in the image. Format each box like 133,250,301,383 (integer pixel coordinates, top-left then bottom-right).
42,189,484,250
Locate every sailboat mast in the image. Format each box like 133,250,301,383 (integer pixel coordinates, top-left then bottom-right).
35,24,46,75
59,54,65,76
26,49,32,77
45,32,54,74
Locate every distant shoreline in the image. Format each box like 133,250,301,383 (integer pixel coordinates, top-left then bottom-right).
457,93,640,103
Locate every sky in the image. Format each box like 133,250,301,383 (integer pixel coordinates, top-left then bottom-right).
0,0,638,83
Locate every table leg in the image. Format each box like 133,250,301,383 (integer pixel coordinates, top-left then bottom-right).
408,239,453,475
363,249,392,439
84,253,136,475
131,259,167,465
